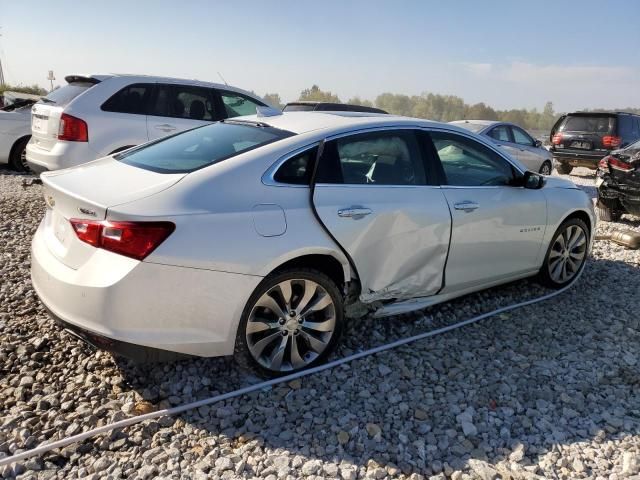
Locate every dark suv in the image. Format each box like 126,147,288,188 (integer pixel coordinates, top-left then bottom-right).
549,112,640,174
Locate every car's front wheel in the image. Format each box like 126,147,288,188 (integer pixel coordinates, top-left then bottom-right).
538,218,589,288
556,163,573,175
9,137,31,172
539,161,552,176
235,269,344,377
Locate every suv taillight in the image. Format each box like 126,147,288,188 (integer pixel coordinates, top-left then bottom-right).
602,135,621,149
58,113,88,142
70,219,175,260
552,133,563,145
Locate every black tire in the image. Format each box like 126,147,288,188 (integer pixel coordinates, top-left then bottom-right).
556,163,573,175
9,137,31,172
539,161,552,176
234,268,344,378
596,202,622,222
537,218,589,289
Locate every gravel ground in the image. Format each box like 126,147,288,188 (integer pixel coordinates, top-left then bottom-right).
0,166,639,480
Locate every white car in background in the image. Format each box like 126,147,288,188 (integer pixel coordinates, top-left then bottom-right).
31,112,595,376
26,74,270,173
450,120,554,175
0,91,42,171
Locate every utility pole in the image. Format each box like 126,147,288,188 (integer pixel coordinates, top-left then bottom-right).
0,27,5,86
47,70,55,91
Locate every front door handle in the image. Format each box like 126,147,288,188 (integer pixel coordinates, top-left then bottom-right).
154,123,177,132
453,201,479,212
338,207,372,218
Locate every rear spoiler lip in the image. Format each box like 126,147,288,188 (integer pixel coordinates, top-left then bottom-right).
64,75,107,85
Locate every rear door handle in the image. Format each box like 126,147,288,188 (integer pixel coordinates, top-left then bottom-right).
453,201,479,212
154,123,177,132
338,207,372,218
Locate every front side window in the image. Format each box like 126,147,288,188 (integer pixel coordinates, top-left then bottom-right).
102,84,153,114
431,131,515,186
511,127,534,146
488,125,511,142
274,147,318,185
316,131,427,185
220,91,263,117
117,122,293,173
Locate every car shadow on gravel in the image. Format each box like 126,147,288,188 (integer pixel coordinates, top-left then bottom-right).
107,255,640,478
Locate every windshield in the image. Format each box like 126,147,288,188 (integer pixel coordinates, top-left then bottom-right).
560,115,615,134
452,122,485,133
41,82,95,106
118,122,294,173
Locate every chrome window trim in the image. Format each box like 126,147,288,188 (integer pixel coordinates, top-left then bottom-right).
262,123,525,188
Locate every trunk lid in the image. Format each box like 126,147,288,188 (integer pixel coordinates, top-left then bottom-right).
40,158,185,269
30,77,99,151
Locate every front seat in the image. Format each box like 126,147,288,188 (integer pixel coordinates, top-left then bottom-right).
189,100,205,120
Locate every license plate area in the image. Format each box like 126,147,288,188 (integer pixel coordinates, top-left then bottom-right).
32,114,49,135
570,141,591,150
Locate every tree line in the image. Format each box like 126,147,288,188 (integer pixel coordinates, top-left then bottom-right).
263,85,640,132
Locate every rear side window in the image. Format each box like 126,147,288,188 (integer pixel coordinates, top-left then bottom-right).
618,115,634,139
117,122,294,173
488,125,510,142
560,115,615,134
431,131,515,186
274,147,318,185
102,84,153,114
41,82,94,107
220,91,264,117
316,130,427,185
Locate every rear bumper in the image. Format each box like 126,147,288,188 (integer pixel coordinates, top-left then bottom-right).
26,140,99,172
31,220,262,357
551,150,607,169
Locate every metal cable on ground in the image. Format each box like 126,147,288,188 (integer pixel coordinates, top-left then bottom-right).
0,266,585,468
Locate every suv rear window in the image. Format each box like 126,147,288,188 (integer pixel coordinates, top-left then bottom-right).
117,121,294,173
41,82,94,107
560,115,615,134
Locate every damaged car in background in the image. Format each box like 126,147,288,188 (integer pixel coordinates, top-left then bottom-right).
30,112,595,377
596,139,640,221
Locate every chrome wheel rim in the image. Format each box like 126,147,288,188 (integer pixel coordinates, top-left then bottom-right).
246,279,336,372
20,147,29,171
548,225,587,283
541,163,551,175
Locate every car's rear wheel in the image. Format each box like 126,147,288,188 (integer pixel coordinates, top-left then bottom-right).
556,163,573,175
235,269,343,377
538,218,589,288
595,201,622,222
539,161,552,176
9,137,31,172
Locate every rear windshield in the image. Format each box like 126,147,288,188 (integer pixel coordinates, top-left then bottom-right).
452,122,485,133
560,115,616,134
40,82,94,106
117,121,294,173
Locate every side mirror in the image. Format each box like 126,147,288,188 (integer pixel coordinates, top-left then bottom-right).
523,171,545,189
534,140,542,148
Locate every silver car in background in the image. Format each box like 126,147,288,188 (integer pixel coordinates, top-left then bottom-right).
450,120,553,175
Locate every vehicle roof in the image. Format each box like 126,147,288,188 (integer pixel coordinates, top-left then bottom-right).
233,111,450,135
64,74,260,99
450,119,499,127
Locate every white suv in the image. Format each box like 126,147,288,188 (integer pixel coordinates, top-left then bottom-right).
26,74,270,172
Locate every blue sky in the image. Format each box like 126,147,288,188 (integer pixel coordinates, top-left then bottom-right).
3,0,639,111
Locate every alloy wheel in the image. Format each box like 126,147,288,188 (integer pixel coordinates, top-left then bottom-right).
547,224,587,283
245,279,337,372
540,162,552,176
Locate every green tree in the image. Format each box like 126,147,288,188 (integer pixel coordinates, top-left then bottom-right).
299,85,340,103
464,102,498,121
262,93,283,109
375,93,413,116
0,83,47,96
347,96,373,107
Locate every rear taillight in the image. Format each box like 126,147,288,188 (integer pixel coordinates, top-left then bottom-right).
552,133,563,145
608,156,634,172
70,219,175,260
602,135,622,149
58,113,88,142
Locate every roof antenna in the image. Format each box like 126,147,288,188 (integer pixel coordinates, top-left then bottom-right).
217,71,228,86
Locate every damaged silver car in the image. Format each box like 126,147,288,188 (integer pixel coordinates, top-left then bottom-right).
32,111,595,377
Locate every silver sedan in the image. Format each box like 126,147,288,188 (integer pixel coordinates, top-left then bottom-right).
450,120,553,175
31,112,594,376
